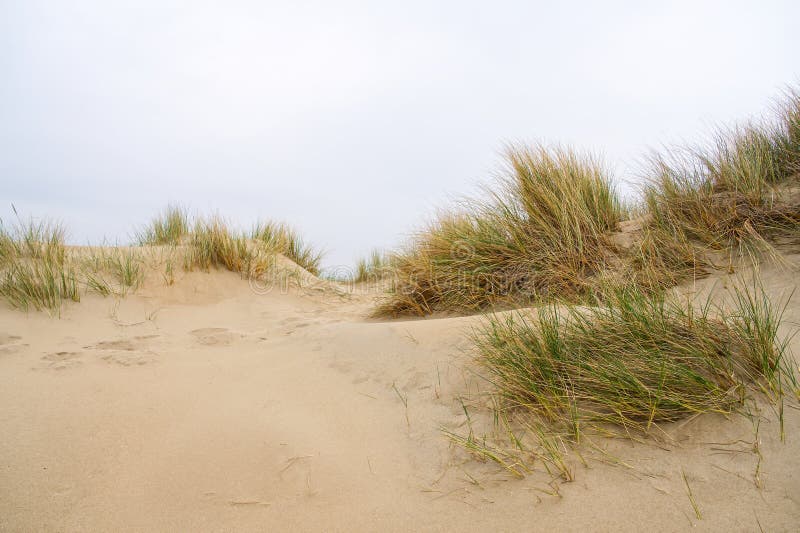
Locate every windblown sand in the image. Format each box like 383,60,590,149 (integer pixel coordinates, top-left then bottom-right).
1,256,798,531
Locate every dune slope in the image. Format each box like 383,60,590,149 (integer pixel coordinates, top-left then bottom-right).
0,258,798,532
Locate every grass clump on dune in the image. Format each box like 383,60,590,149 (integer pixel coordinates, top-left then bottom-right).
135,205,190,245
181,216,325,279
377,145,622,316
134,207,324,277
0,215,79,314
184,217,253,273
377,87,800,317
252,221,323,276
644,89,800,260
474,281,795,441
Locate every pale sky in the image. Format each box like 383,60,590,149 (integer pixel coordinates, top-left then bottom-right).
1,0,798,269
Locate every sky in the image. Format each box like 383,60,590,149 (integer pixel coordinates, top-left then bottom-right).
1,0,799,270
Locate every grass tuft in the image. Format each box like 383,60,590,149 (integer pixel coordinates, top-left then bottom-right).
184,217,252,273
473,281,794,438
252,221,323,276
377,145,621,316
0,215,79,314
135,208,324,277
352,249,394,283
135,205,190,245
82,248,145,294
644,90,800,260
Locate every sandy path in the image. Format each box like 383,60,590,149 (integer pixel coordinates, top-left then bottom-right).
1,268,798,531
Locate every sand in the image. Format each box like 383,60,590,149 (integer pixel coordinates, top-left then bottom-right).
1,255,799,532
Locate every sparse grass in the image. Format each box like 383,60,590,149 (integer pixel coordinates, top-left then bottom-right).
442,407,574,481
473,281,794,439
0,215,66,264
252,221,323,276
377,145,622,316
682,468,702,520
84,272,112,296
105,249,144,291
0,228,12,266
163,259,175,286
353,249,393,283
135,205,190,245
77,247,145,295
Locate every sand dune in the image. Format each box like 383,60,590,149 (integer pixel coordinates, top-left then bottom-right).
0,250,798,532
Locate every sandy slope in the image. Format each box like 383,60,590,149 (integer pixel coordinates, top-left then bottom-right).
1,257,798,532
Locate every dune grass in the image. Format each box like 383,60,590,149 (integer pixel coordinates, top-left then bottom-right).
352,249,394,283
474,281,795,441
377,145,622,316
180,216,325,281
644,89,800,261
0,213,151,311
376,87,800,318
183,217,253,273
79,247,145,296
0,257,80,313
0,216,79,313
252,221,323,276
0,216,66,264
107,249,144,289
1,207,325,315
135,205,190,245
134,208,323,276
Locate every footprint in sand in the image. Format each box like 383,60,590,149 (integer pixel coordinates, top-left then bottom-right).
99,351,156,367
328,358,353,373
280,317,303,325
41,351,83,370
190,327,240,346
0,334,26,355
85,336,159,367
90,339,137,351
278,317,316,335
351,374,369,385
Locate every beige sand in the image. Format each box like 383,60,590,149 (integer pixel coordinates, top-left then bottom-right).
1,255,798,532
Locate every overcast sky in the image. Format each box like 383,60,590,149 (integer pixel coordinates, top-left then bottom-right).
1,1,798,269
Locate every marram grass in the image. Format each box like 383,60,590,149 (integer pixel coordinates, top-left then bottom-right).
644,89,800,259
177,216,325,279
377,145,622,316
1,208,325,315
136,208,324,276
352,249,394,283
0,216,79,314
473,281,795,440
378,87,800,317
252,221,323,276
78,247,145,295
183,217,252,273
135,204,190,246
